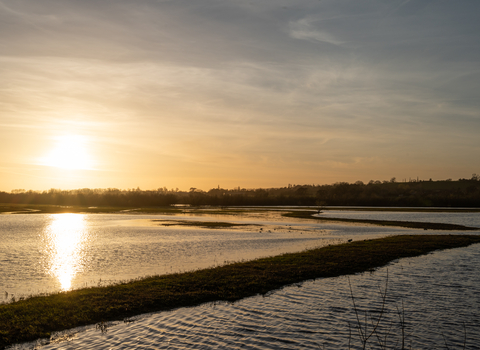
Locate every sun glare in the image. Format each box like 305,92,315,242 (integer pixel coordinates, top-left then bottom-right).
42,213,90,291
42,135,93,170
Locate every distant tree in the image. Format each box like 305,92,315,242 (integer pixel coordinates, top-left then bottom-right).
295,187,308,196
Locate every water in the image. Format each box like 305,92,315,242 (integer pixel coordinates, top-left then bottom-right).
1,211,370,299
14,245,480,350
2,209,480,349
320,210,480,228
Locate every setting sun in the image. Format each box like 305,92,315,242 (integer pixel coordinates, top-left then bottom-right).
41,135,93,170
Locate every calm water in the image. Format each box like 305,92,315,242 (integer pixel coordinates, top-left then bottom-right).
2,209,480,349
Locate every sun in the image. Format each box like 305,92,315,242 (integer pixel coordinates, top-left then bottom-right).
41,135,93,170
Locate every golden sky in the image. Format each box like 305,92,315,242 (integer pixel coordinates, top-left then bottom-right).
1,0,480,191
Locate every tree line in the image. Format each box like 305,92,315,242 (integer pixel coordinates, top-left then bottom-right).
2,175,480,208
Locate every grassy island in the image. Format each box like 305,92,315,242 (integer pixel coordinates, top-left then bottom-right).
1,234,480,349
284,210,480,231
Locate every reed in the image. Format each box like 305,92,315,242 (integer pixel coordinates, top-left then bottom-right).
345,273,469,350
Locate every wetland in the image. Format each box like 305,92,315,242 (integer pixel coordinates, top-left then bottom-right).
1,206,480,349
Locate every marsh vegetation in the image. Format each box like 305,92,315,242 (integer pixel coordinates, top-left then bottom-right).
152,219,255,228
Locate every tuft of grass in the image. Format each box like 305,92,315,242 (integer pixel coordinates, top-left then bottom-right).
95,322,109,334
0,235,479,349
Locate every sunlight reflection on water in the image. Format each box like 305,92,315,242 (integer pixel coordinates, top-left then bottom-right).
41,214,91,291
2,210,478,300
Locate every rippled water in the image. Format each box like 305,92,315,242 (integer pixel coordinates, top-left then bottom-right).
15,244,480,350
2,209,480,349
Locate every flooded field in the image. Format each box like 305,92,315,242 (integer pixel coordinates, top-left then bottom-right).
2,208,479,349
1,209,416,299
10,242,480,350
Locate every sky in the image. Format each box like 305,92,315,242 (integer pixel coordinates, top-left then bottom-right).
1,0,480,192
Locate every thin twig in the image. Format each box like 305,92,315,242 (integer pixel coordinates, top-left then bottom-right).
348,271,389,349
348,276,366,344
347,321,352,350
395,300,406,350
442,332,451,350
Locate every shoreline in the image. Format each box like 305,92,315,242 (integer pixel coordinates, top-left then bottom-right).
2,203,480,215
1,234,480,349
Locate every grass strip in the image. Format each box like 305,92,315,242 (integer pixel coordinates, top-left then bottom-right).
283,210,480,230
152,220,254,228
320,207,480,213
1,234,480,349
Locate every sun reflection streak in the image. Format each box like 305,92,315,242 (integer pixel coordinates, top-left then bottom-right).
42,214,89,291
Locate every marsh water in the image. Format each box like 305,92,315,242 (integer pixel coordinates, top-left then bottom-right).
320,209,480,228
1,210,417,299
2,209,480,349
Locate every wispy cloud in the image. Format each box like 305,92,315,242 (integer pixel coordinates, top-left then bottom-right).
288,17,344,46
1,0,479,190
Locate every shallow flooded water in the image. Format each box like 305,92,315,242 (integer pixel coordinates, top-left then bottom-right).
2,209,480,349
1,210,478,299
320,209,480,228
1,210,397,299
13,243,480,350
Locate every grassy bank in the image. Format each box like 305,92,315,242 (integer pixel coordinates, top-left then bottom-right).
1,235,480,349
284,210,480,230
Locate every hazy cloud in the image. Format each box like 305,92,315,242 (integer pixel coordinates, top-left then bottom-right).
1,0,479,189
